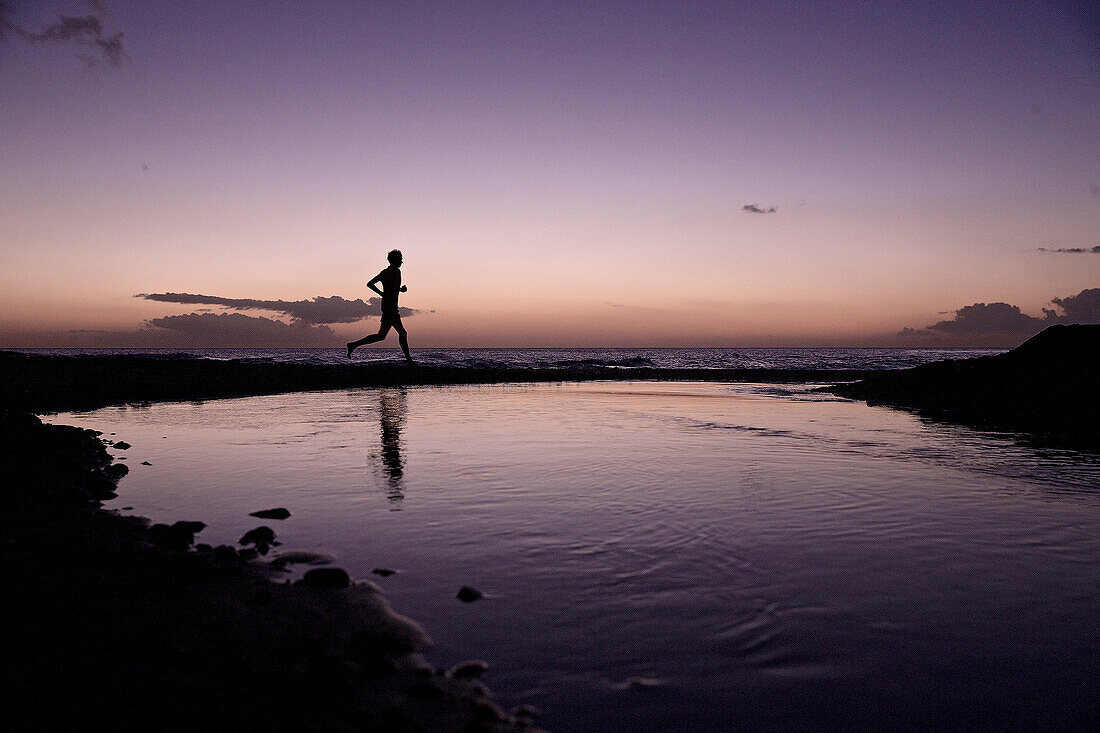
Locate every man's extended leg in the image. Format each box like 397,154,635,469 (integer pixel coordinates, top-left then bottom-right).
347,323,392,357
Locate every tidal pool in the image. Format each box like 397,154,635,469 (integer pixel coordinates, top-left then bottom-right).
51,382,1100,730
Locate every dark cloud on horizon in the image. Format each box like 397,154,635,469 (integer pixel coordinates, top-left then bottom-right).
899,288,1100,344
912,302,1043,337
0,0,126,67
1043,289,1100,322
137,292,416,322
1036,245,1100,254
742,204,777,214
142,313,340,347
44,313,342,348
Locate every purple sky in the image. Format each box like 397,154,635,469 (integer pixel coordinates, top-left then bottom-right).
1,1,1097,346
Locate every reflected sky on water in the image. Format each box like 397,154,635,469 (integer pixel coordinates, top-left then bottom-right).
53,382,1100,730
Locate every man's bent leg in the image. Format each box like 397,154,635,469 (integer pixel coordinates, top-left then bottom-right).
394,321,414,365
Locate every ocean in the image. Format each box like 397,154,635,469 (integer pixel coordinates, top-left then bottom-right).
11,346,1004,371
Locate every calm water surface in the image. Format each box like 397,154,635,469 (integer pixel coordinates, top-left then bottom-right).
51,383,1099,730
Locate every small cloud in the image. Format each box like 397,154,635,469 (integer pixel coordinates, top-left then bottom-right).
1036,245,1100,254
742,204,777,214
1,1,127,68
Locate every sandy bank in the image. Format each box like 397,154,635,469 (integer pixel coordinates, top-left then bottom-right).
0,411,537,731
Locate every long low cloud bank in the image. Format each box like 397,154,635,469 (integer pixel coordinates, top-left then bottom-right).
18,313,343,348
137,293,416,322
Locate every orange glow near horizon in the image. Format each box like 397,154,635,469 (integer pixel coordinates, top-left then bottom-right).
1,2,1097,347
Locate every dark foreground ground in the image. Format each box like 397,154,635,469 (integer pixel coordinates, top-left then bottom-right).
825,324,1099,448
0,412,535,731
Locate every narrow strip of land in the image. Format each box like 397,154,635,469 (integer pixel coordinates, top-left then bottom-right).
0,351,874,414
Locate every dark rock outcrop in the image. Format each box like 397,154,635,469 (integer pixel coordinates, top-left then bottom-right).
297,567,351,590
249,507,291,520
826,324,1099,446
239,526,277,555
148,521,206,551
456,586,484,603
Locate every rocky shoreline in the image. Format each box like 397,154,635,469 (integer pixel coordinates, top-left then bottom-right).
0,411,536,731
824,324,1099,447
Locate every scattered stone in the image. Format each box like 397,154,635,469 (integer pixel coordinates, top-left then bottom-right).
249,507,291,520
623,676,664,690
239,525,276,555
274,550,334,565
113,441,131,450
140,461,151,466
456,586,483,603
194,543,213,553
148,521,205,552
511,704,539,720
104,463,128,480
238,547,258,561
448,660,488,679
371,568,396,577
297,567,350,590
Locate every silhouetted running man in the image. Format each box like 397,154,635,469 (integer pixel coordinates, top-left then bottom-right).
347,249,415,365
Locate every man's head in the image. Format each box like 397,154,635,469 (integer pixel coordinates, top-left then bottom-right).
387,249,402,266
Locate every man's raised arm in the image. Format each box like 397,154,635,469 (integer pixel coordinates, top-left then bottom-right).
366,271,385,297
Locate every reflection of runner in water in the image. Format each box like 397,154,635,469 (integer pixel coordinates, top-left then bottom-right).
377,388,406,506
347,249,415,365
